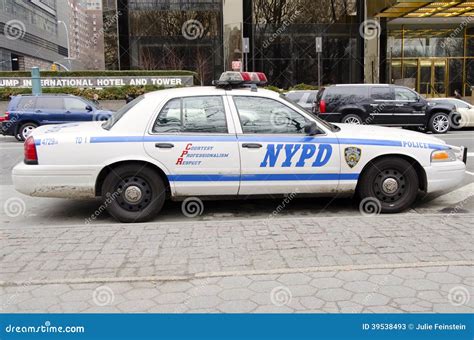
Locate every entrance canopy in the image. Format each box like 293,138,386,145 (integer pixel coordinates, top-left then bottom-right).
375,0,474,18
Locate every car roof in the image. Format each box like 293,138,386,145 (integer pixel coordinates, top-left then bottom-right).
144,86,282,99
333,84,390,87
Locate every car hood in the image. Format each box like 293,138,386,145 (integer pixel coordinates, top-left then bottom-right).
332,123,447,146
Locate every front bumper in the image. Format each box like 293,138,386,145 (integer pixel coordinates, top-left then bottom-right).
12,162,97,199
424,160,466,194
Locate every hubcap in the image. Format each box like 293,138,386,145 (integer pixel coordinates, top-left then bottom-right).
124,185,142,203
433,115,449,132
22,126,35,138
114,176,152,212
345,117,361,124
373,169,407,203
382,178,398,194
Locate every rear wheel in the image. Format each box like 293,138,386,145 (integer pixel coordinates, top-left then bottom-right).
428,112,450,134
342,113,362,125
358,157,419,213
102,164,166,223
18,122,38,141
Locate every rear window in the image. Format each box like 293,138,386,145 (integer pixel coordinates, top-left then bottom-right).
102,95,144,130
15,97,36,111
306,92,318,104
36,97,64,110
370,87,394,100
324,86,368,103
286,92,305,102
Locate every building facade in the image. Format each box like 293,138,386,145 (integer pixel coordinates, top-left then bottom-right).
0,0,69,71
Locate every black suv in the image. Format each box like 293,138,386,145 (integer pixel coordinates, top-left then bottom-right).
313,84,456,134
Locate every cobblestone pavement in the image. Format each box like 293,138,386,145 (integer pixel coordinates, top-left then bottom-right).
1,214,473,313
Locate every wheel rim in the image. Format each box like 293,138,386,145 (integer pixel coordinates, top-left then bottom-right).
115,176,152,212
373,169,407,204
344,117,361,124
22,125,35,139
433,115,449,133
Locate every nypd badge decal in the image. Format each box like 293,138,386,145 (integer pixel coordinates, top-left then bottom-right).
344,147,361,168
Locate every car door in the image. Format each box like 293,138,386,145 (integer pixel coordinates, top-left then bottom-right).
368,86,396,125
393,87,427,125
229,95,341,196
64,97,93,122
34,97,65,124
144,95,241,197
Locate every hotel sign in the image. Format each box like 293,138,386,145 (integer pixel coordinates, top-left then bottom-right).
0,76,194,88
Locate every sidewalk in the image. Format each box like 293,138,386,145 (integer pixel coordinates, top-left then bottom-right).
1,214,472,313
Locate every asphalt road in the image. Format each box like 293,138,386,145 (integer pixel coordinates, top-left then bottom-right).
0,128,473,227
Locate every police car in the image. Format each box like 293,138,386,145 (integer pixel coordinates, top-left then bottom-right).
12,72,467,223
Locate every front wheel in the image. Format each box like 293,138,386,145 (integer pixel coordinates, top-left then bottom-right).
358,157,419,213
428,112,450,134
101,164,166,223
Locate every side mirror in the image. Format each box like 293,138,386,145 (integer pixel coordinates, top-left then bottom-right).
304,122,319,136
85,105,93,112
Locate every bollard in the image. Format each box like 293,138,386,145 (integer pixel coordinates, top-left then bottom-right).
31,67,42,95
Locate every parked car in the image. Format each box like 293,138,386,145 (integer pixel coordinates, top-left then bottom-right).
0,94,114,141
428,98,474,128
284,90,318,112
313,84,456,134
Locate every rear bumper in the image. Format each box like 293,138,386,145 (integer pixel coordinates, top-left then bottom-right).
12,162,97,199
316,113,341,123
424,160,466,194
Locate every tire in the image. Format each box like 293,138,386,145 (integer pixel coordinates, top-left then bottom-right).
18,122,38,141
428,112,450,134
14,133,23,142
358,157,419,213
101,164,166,223
342,113,363,125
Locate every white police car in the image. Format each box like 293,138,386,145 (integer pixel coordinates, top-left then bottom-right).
13,72,467,222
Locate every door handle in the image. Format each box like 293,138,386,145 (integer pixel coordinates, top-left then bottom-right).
35,110,42,113
395,104,404,107
242,143,263,149
155,143,174,149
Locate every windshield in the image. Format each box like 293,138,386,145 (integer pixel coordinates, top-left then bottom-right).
102,95,144,130
279,94,339,132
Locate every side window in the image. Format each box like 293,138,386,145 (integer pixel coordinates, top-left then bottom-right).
35,97,64,110
153,96,228,134
370,87,394,100
16,97,36,111
64,98,87,111
395,88,418,101
233,96,308,134
306,92,317,104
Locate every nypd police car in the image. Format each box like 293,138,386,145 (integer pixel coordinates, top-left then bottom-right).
12,72,467,223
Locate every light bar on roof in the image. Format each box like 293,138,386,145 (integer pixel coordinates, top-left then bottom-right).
215,72,268,87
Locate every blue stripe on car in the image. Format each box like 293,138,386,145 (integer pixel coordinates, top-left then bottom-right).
167,173,359,182
88,135,449,150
